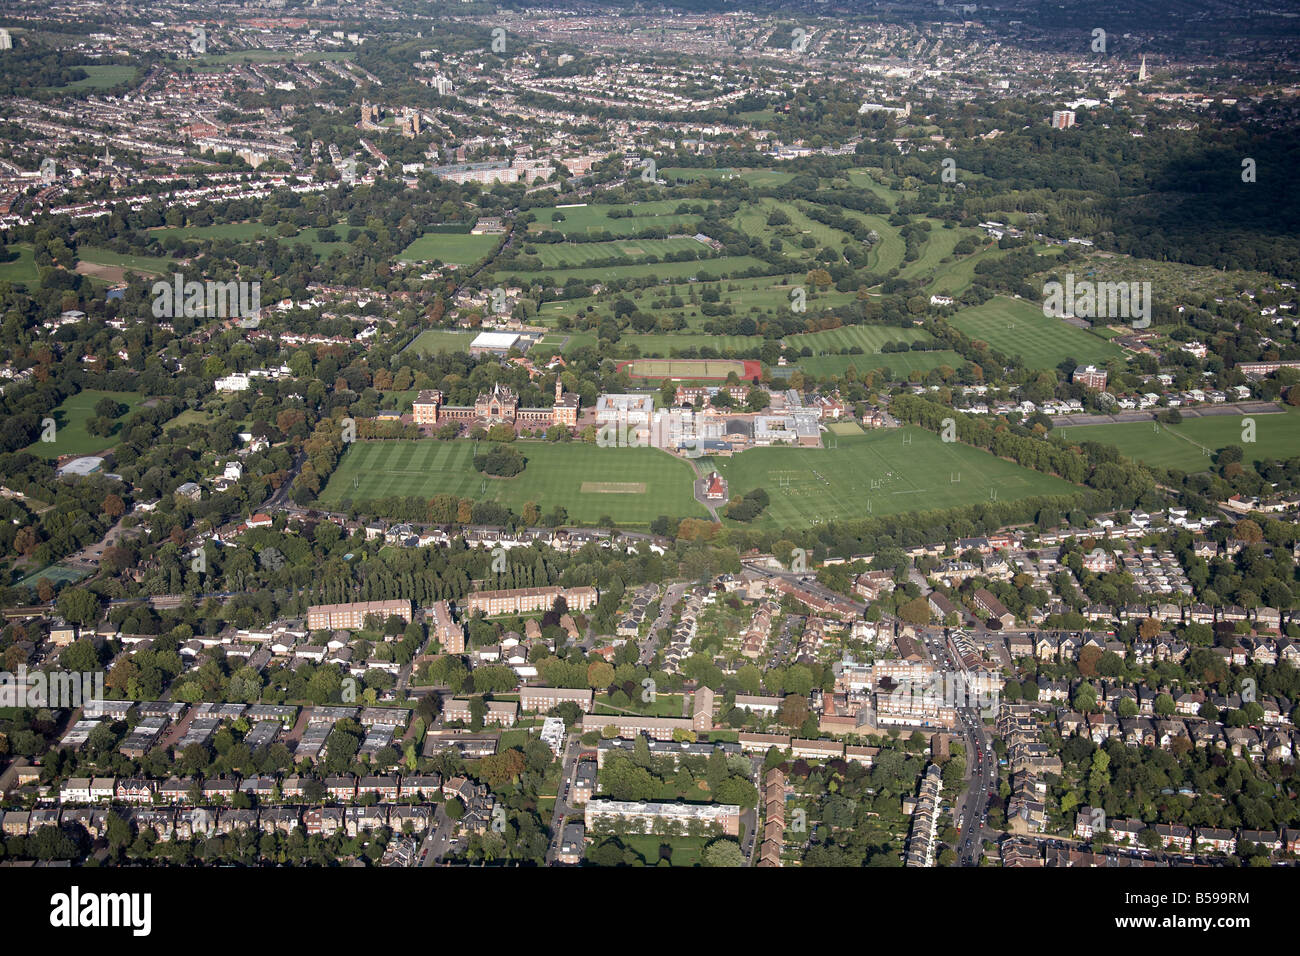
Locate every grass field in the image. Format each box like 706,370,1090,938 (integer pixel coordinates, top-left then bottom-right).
949,296,1127,370
163,409,215,431
48,65,136,91
782,325,961,378
785,325,935,354
538,200,715,238
845,169,909,208
791,350,966,379
495,254,774,285
619,332,765,356
0,243,39,285
145,220,353,260
150,222,269,242
659,167,794,188
401,329,476,356
397,232,501,265
608,834,713,867
898,225,978,282
706,427,1080,529
840,210,906,275
535,331,598,355
527,277,856,331
318,440,708,525
732,198,852,268
77,246,175,277
620,358,759,381
527,237,710,269
25,390,145,459
1062,408,1300,473
827,421,864,436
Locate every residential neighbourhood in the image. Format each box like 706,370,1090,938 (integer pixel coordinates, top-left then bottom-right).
0,0,1294,912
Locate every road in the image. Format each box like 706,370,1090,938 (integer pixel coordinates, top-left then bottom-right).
419,803,455,866
920,629,997,866
258,450,306,512
544,732,582,865
740,755,763,864
954,704,997,865
740,560,868,616
689,461,722,521
639,581,687,667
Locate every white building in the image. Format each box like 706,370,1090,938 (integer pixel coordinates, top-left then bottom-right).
540,717,567,756
215,373,251,392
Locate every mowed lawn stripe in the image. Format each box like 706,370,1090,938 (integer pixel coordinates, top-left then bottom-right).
706,428,1080,529
1063,407,1300,473
321,440,708,525
949,296,1126,371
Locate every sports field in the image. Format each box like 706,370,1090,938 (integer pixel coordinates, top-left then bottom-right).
402,329,476,356
318,440,708,525
17,564,91,590
705,428,1081,529
619,332,766,356
538,200,716,237
397,232,500,265
580,482,646,494
620,358,761,381
792,351,965,379
785,325,936,353
949,296,1127,370
1062,408,1300,473
827,422,864,436
528,237,709,269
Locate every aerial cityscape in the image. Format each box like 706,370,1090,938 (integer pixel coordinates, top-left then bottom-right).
0,0,1295,906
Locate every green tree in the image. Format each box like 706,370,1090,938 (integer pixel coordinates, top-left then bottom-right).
702,839,745,867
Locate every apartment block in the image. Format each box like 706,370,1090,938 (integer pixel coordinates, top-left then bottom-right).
519,686,594,713
429,600,464,654
466,585,597,617
307,599,413,632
